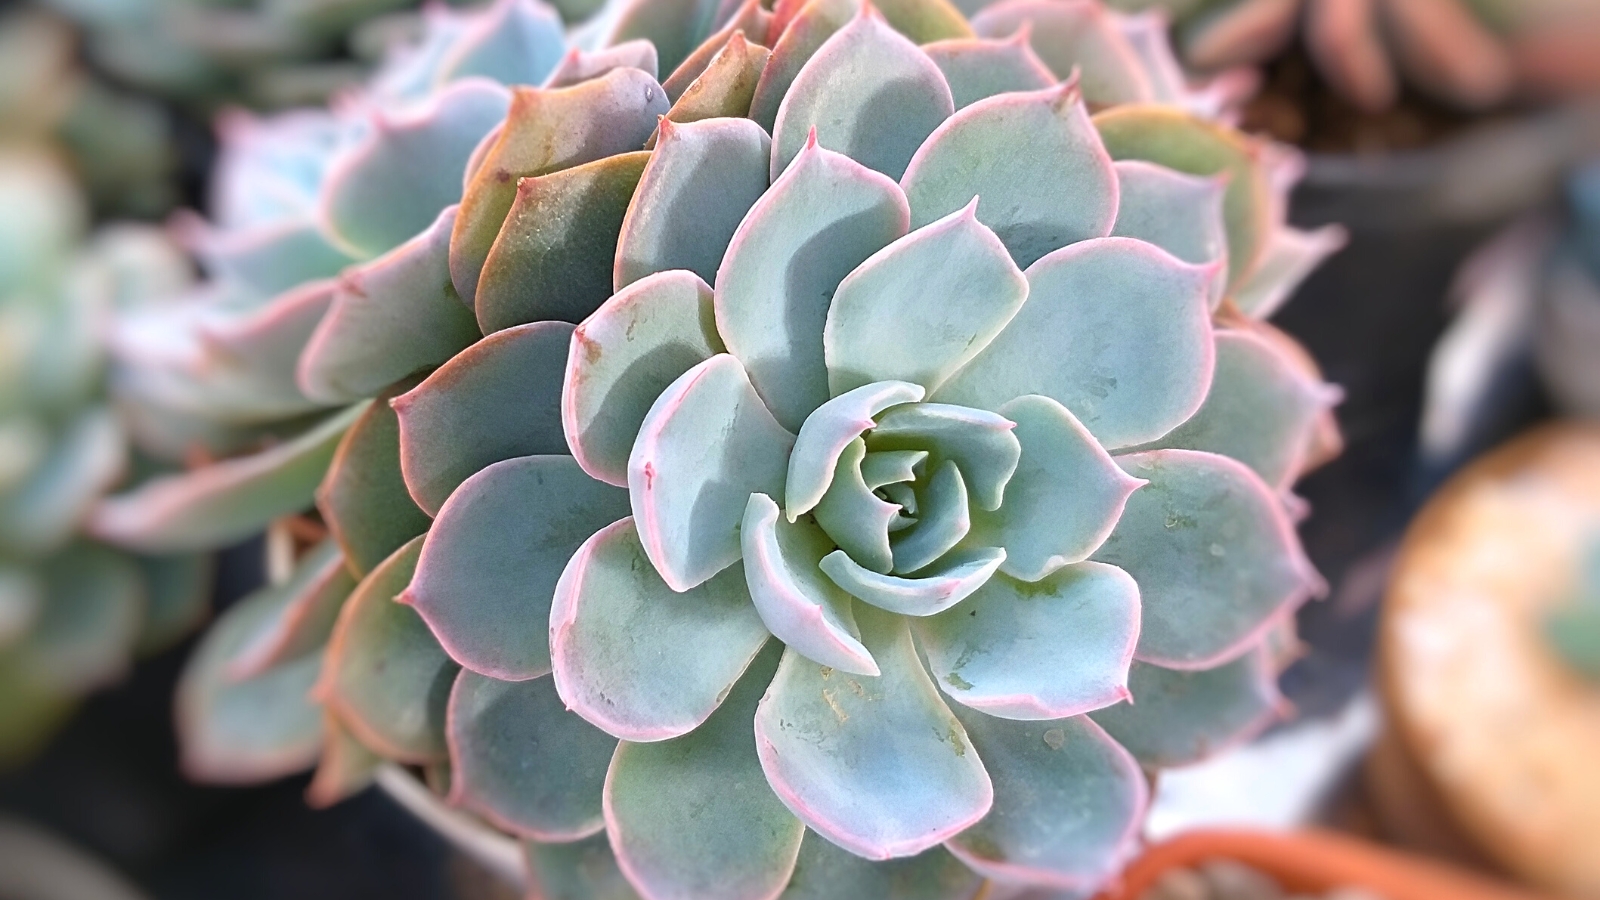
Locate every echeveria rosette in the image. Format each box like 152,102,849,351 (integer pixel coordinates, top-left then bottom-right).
374,8,1337,897
0,153,211,767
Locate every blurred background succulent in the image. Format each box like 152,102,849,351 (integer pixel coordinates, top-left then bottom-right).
38,0,610,110
0,7,179,218
86,0,1347,894
1101,0,1600,116
0,147,211,768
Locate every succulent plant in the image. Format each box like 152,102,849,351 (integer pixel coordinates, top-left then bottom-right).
42,0,609,109
0,150,210,766
1105,0,1600,113
113,0,1343,894
0,8,178,217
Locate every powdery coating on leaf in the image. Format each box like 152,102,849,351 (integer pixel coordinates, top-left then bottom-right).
318,79,511,260
899,79,1118,270
563,270,725,488
602,642,806,900
974,394,1144,581
785,381,925,520
318,536,457,764
970,0,1154,105
921,32,1058,110
392,320,573,516
822,201,1028,398
916,562,1139,720
714,137,910,433
741,492,879,676
627,354,795,592
1090,644,1285,768
1095,448,1323,670
298,204,480,406
446,670,615,841
934,237,1217,451
175,577,323,784
549,518,771,742
405,455,630,681
753,607,993,860
770,7,956,182
615,118,772,292
942,711,1147,890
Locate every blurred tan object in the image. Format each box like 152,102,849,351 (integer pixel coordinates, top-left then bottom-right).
1379,424,1600,897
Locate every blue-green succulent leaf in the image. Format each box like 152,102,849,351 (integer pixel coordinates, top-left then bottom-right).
657,31,771,127
901,81,1117,269
860,450,926,491
605,643,805,900
1090,648,1283,768
742,492,878,676
565,271,725,487
317,378,432,578
228,539,353,681
551,518,770,741
889,460,969,575
393,321,571,516
1093,449,1320,668
11,545,143,694
715,138,910,432
824,203,1027,397
918,562,1138,719
628,354,795,591
778,835,981,900
749,0,855,132
935,237,1216,450
922,34,1057,109
771,8,955,181
813,438,901,574
545,39,661,89
753,605,992,859
406,455,630,681
1141,329,1337,490
299,205,481,405
447,670,616,840
176,571,323,783
820,547,1006,617
604,0,726,78
970,0,1152,105
525,832,642,900
322,79,511,259
191,219,353,296
944,711,1146,890
786,381,925,520
865,403,1020,511
433,0,567,87
321,537,456,764
1110,159,1228,281
975,395,1144,581
615,117,771,291
91,403,364,553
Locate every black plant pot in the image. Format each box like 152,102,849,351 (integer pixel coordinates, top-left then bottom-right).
1273,100,1600,717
